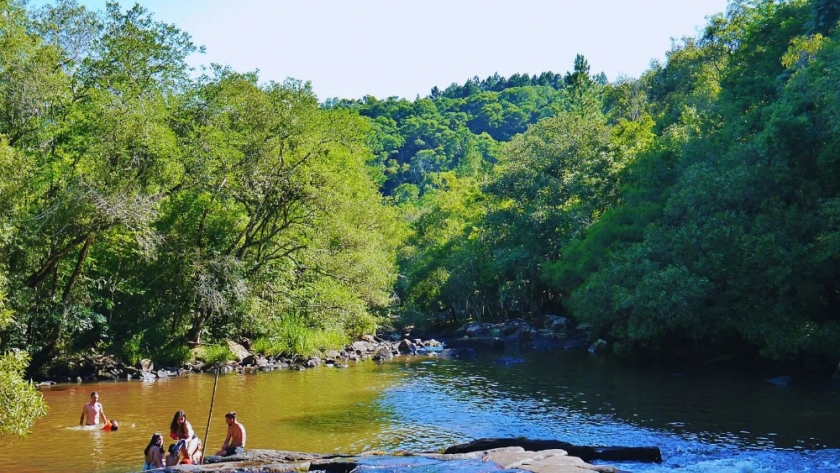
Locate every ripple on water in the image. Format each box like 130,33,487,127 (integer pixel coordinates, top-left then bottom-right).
380,357,840,473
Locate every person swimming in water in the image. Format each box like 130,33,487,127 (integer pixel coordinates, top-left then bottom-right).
79,391,108,427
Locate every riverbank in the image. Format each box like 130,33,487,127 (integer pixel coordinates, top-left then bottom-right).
33,318,835,390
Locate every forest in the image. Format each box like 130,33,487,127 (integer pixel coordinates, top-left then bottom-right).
2,0,840,435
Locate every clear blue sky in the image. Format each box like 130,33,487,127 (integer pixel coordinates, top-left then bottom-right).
29,0,730,100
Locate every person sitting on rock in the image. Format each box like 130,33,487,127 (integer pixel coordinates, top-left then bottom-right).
215,411,246,456
142,433,164,470
165,444,179,467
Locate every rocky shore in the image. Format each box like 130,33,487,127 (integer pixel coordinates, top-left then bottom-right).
35,316,596,385
132,437,662,473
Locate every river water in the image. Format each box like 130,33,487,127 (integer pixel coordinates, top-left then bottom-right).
5,349,840,473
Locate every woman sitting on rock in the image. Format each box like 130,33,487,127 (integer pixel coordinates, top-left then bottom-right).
169,410,202,464
142,433,164,470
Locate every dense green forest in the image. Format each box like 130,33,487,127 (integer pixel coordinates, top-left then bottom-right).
2,0,840,434
337,0,840,368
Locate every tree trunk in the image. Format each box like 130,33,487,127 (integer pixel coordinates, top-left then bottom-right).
187,312,206,345
62,233,95,304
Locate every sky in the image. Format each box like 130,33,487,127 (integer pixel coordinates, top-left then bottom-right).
29,0,731,101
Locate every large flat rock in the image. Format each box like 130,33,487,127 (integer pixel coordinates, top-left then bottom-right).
134,447,623,473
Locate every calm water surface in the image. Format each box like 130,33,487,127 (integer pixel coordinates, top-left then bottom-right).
5,350,840,473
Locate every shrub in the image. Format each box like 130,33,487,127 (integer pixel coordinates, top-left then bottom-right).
154,344,192,367
0,350,48,437
201,344,234,366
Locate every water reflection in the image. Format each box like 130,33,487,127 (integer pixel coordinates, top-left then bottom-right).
5,351,840,473
381,351,840,472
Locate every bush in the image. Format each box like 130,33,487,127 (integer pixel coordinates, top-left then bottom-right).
201,344,234,366
252,318,350,358
0,350,48,437
154,344,192,367
119,332,144,366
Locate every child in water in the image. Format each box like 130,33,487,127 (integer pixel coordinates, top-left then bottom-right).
103,419,119,431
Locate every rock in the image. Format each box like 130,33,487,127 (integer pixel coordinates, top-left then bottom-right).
466,323,489,337
372,347,393,362
765,375,791,386
445,336,505,351
139,359,154,372
439,348,478,360
496,356,525,365
139,444,632,473
546,315,568,332
502,328,523,348
236,337,252,350
139,371,156,382
483,447,617,473
241,354,257,365
444,438,662,463
226,339,251,362
588,339,607,354
397,339,416,354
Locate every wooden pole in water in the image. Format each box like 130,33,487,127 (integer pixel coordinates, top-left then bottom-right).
201,365,220,465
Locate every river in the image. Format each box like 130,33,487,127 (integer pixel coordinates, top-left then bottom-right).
5,349,840,473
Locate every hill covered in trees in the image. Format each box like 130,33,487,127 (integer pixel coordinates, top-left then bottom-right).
341,0,840,370
2,1,840,436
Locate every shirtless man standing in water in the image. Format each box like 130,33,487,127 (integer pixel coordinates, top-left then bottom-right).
79,391,108,426
216,412,246,456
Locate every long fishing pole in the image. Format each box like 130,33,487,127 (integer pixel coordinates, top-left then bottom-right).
201,365,220,465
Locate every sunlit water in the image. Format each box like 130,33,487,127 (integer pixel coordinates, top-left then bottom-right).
4,350,840,473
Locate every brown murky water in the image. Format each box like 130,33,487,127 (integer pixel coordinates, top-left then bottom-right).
3,361,404,473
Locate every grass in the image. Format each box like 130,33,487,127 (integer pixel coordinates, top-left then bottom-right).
252,316,350,358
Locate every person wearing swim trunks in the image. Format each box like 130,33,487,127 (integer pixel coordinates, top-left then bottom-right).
79,391,108,426
215,411,246,456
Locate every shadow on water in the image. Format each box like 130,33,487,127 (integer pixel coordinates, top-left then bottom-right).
4,350,840,473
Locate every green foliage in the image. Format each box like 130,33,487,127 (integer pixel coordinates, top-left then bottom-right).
200,344,234,366
119,332,145,367
0,350,48,437
387,0,840,368
0,0,400,372
252,315,350,358
4,0,840,375
153,345,192,367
